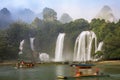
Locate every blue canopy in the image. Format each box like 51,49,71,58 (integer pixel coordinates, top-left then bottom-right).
70,63,95,67
75,64,95,67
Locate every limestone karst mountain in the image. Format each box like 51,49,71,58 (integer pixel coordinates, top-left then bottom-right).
0,8,13,28
96,5,116,22
14,8,36,23
59,13,73,24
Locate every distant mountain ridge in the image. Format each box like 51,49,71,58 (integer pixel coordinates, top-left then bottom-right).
59,13,73,23
95,5,117,22
0,8,11,15
13,8,36,23
0,8,13,29
0,6,118,29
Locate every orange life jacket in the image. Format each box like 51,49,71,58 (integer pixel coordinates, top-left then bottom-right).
75,72,81,77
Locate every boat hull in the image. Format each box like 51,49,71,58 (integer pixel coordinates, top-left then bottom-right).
57,75,110,79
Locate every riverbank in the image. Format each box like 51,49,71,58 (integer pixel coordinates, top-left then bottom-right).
96,60,120,65
0,61,17,66
0,60,120,66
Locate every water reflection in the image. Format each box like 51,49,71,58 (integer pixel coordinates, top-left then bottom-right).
18,69,23,80
18,69,36,80
56,65,64,76
0,64,120,80
75,78,99,80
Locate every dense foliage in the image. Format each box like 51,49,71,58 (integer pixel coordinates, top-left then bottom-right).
0,18,120,61
91,19,120,60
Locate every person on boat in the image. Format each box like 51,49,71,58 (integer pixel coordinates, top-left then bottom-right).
75,66,83,77
20,61,25,67
20,61,25,65
94,68,99,75
75,71,82,77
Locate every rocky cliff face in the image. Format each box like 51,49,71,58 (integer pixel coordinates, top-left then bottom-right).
96,5,116,22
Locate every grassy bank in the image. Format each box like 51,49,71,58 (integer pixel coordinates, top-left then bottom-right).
0,60,17,66
97,60,120,64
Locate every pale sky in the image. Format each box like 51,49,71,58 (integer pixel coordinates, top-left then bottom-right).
0,0,120,21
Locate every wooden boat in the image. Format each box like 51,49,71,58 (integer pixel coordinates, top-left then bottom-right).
57,63,110,79
57,74,110,79
16,61,34,68
16,52,36,69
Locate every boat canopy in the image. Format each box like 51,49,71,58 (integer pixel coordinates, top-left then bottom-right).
75,64,95,66
71,64,95,69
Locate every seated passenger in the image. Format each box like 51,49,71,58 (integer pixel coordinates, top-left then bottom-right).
75,71,82,77
20,61,25,65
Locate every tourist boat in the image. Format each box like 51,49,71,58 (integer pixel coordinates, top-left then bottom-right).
57,63,110,79
15,61,34,68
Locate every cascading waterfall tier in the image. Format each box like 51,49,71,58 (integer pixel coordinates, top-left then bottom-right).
19,40,24,54
39,53,49,62
30,37,35,51
55,33,65,62
19,37,35,55
73,31,97,62
97,41,103,51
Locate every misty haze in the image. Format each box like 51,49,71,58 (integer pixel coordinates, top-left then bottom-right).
0,0,120,80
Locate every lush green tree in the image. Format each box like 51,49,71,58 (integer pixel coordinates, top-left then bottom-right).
103,21,120,60
90,19,120,60
43,7,57,21
0,16,120,61
31,17,44,28
94,51,104,59
90,19,106,41
0,30,9,60
64,19,89,44
4,22,30,60
0,29,20,60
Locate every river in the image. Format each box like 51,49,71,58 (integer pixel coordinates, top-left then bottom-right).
0,63,120,80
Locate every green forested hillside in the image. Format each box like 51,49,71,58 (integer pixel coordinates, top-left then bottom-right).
0,18,120,61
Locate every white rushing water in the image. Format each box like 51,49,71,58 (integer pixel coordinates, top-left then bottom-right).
39,53,49,62
97,41,104,51
19,40,24,54
73,31,97,62
55,33,65,62
30,37,35,51
19,40,24,51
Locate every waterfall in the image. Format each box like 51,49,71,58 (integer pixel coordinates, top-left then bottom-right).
30,37,35,51
73,31,97,62
19,40,24,54
97,41,103,51
39,53,49,62
55,33,65,62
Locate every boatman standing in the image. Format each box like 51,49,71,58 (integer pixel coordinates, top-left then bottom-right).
75,66,82,77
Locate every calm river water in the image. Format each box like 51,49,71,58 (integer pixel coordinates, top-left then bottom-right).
0,63,120,80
